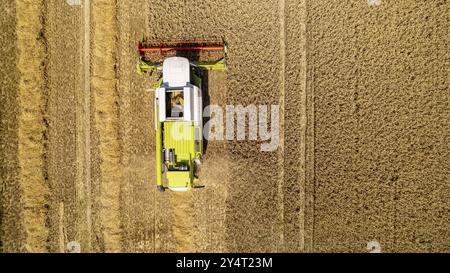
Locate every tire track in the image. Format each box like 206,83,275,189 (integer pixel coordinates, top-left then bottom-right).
283,0,311,252
83,0,92,241
277,0,286,252
74,0,92,251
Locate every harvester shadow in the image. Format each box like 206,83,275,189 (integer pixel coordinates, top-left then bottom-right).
201,70,211,156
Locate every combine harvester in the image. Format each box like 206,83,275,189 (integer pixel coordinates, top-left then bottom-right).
137,38,227,192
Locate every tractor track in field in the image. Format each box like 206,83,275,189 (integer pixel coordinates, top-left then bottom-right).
82,0,92,250
277,0,286,251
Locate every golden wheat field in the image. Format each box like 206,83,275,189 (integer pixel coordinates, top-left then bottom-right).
0,0,449,253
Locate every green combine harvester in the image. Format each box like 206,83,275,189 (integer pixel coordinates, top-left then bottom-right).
137,38,227,192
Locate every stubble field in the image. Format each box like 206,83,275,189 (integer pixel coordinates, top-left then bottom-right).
0,0,448,253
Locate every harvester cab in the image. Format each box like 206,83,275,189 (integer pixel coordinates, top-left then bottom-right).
137,38,226,192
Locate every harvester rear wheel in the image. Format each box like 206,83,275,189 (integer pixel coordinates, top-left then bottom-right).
193,158,202,179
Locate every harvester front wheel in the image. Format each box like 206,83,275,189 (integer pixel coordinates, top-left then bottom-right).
157,185,165,192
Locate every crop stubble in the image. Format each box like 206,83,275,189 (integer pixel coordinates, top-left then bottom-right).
1,0,449,253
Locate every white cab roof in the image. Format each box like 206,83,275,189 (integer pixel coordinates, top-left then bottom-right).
163,57,190,87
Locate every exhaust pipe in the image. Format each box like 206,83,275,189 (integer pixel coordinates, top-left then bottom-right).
164,148,176,163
